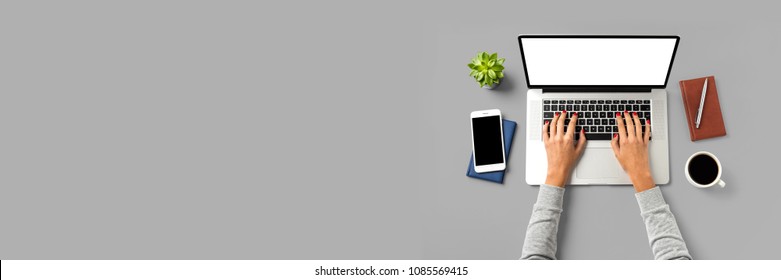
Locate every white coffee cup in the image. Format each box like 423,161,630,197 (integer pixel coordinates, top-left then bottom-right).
685,151,725,188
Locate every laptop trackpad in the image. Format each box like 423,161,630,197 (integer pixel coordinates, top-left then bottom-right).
576,148,621,179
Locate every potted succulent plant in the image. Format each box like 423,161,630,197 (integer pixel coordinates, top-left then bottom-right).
468,52,505,89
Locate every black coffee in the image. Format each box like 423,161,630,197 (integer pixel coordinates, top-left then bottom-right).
688,154,719,185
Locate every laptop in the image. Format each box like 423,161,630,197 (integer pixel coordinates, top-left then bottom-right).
519,35,680,185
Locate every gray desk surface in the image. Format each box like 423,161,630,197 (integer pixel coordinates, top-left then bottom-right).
1,1,779,259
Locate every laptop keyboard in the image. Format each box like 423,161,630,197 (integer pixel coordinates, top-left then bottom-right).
543,99,651,140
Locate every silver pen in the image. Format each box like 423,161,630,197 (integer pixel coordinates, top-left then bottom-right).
695,78,708,129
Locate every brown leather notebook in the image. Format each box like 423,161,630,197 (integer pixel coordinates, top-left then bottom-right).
679,76,727,141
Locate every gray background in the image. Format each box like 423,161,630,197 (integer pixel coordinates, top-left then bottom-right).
1,0,779,259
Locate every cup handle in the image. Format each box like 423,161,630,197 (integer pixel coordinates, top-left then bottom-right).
718,180,726,188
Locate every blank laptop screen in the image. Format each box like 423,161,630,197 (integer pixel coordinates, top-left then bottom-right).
519,37,678,87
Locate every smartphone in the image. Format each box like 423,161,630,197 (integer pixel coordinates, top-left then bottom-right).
470,109,506,173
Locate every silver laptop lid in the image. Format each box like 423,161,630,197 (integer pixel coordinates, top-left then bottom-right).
518,35,679,92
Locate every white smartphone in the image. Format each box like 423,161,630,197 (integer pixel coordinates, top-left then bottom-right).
470,109,506,173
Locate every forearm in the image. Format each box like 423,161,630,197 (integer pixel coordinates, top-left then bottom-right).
630,172,656,193
545,170,569,188
521,184,565,260
636,187,692,260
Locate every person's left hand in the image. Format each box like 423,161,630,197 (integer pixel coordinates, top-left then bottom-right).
543,111,587,187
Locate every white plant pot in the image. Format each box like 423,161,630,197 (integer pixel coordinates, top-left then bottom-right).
482,78,501,89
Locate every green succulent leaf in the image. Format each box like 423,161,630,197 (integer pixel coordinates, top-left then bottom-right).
469,51,505,87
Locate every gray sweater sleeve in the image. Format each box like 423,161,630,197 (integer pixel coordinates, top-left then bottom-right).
521,184,564,260
635,187,692,260
520,185,691,260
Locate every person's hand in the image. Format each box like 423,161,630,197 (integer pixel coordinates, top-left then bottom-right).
610,111,655,192
543,111,587,187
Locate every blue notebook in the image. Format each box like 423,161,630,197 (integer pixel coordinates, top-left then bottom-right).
466,119,517,184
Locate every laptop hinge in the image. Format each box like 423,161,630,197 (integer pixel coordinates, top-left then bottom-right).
543,87,652,93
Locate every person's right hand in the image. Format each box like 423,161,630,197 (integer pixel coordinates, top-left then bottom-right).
610,111,655,192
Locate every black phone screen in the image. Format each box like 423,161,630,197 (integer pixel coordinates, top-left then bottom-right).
472,116,504,166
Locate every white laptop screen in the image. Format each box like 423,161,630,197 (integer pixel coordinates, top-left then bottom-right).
519,36,679,87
